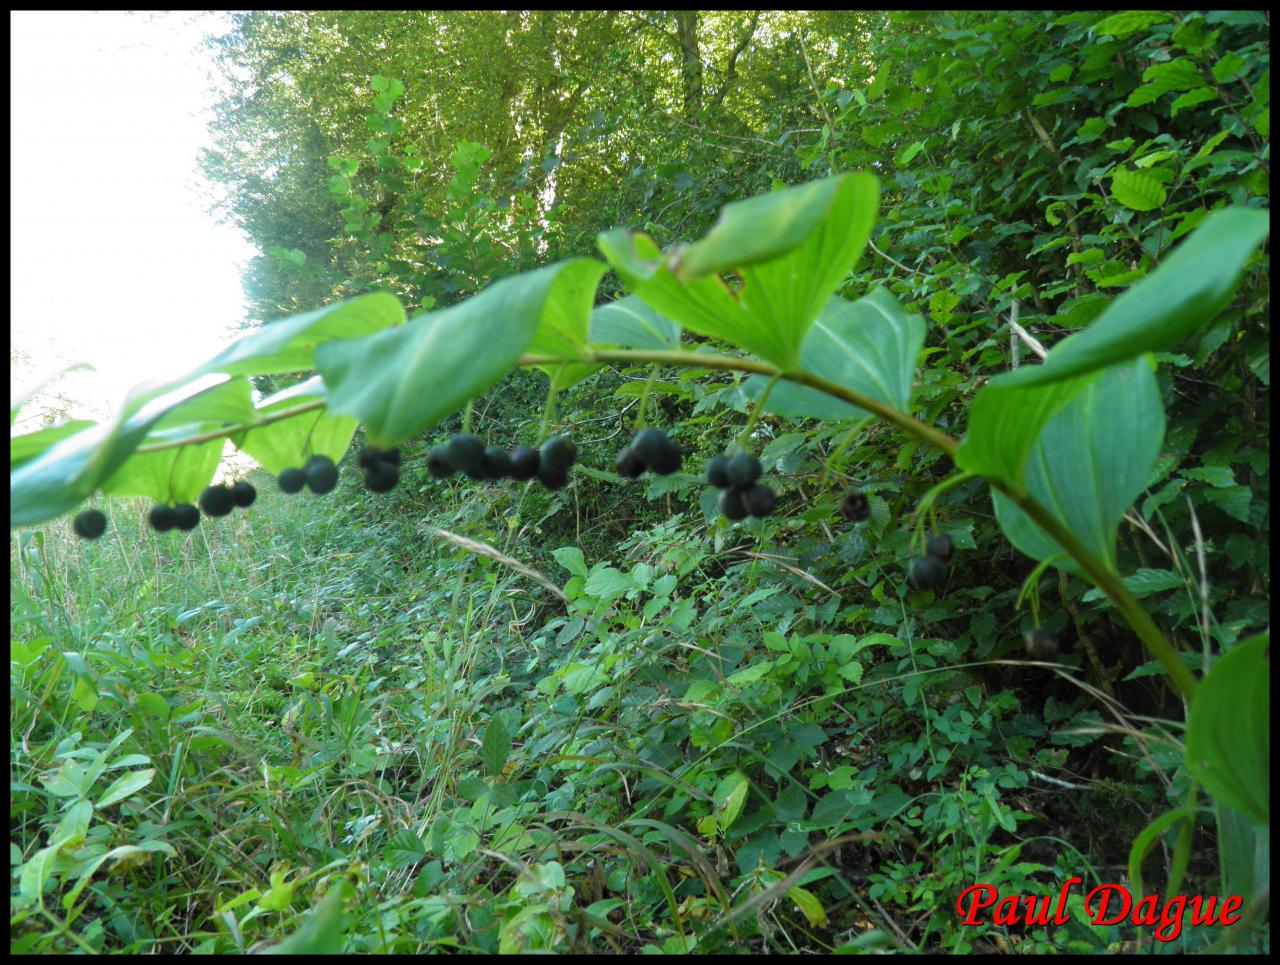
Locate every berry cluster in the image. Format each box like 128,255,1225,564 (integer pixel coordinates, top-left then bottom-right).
428,433,575,490
908,532,953,590
616,428,682,479
705,453,776,521
357,447,401,493
278,455,340,496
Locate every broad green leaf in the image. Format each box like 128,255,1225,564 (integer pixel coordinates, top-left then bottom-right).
10,373,233,527
713,771,750,830
956,375,1093,491
588,295,681,350
1110,168,1166,211
989,208,1269,389
1093,11,1171,36
481,716,512,778
894,140,925,168
102,378,257,503
551,546,588,578
867,59,891,100
317,259,599,446
233,379,358,474
741,289,925,421
385,829,427,870
102,437,224,504
1186,633,1269,825
197,293,404,378
992,359,1164,575
11,362,95,426
96,767,155,808
598,173,879,369
11,420,96,468
787,887,829,928
264,878,355,954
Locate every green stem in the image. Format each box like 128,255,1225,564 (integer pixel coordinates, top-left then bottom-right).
133,398,327,454
736,373,780,453
634,365,658,431
520,348,1194,700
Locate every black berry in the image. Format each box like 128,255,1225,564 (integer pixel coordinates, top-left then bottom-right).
482,446,511,480
1024,628,1059,660
379,448,401,467
305,456,339,494
427,445,455,479
727,454,762,490
199,484,235,518
743,483,777,518
172,503,200,531
629,428,681,475
232,481,256,508
279,467,306,494
840,488,870,523
538,466,570,490
925,533,953,562
647,442,682,476
72,508,107,540
509,445,540,481
357,447,381,470
539,436,576,472
719,488,748,521
363,460,400,493
616,448,645,479
446,434,485,473
908,555,947,591
705,455,731,489
148,504,177,532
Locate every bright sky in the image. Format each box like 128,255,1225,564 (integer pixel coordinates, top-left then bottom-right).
10,11,256,427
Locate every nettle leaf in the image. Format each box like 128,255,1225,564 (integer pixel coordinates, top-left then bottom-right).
992,359,1164,576
318,259,601,447
989,208,1269,390
233,378,358,475
589,295,681,350
1092,10,1171,36
11,374,233,527
198,292,404,378
1109,168,1167,211
741,289,924,421
1185,633,1269,825
598,173,878,369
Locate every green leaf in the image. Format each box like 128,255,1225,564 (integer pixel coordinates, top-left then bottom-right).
102,437,224,504
787,886,829,928
198,293,404,378
233,378,358,475
318,259,600,447
264,879,355,954
713,771,750,830
589,295,681,350
867,59,891,101
894,140,925,168
11,420,97,468
551,546,588,578
1080,568,1185,602
1212,51,1247,84
1170,87,1218,118
96,768,155,808
1110,168,1167,211
10,374,237,527
741,289,924,421
481,717,512,778
385,829,427,870
1186,633,1269,825
1093,11,1171,36
992,359,1164,575
988,208,1269,390
598,173,879,369
956,375,1093,492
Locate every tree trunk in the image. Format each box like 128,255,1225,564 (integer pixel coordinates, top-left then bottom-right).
674,11,702,120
